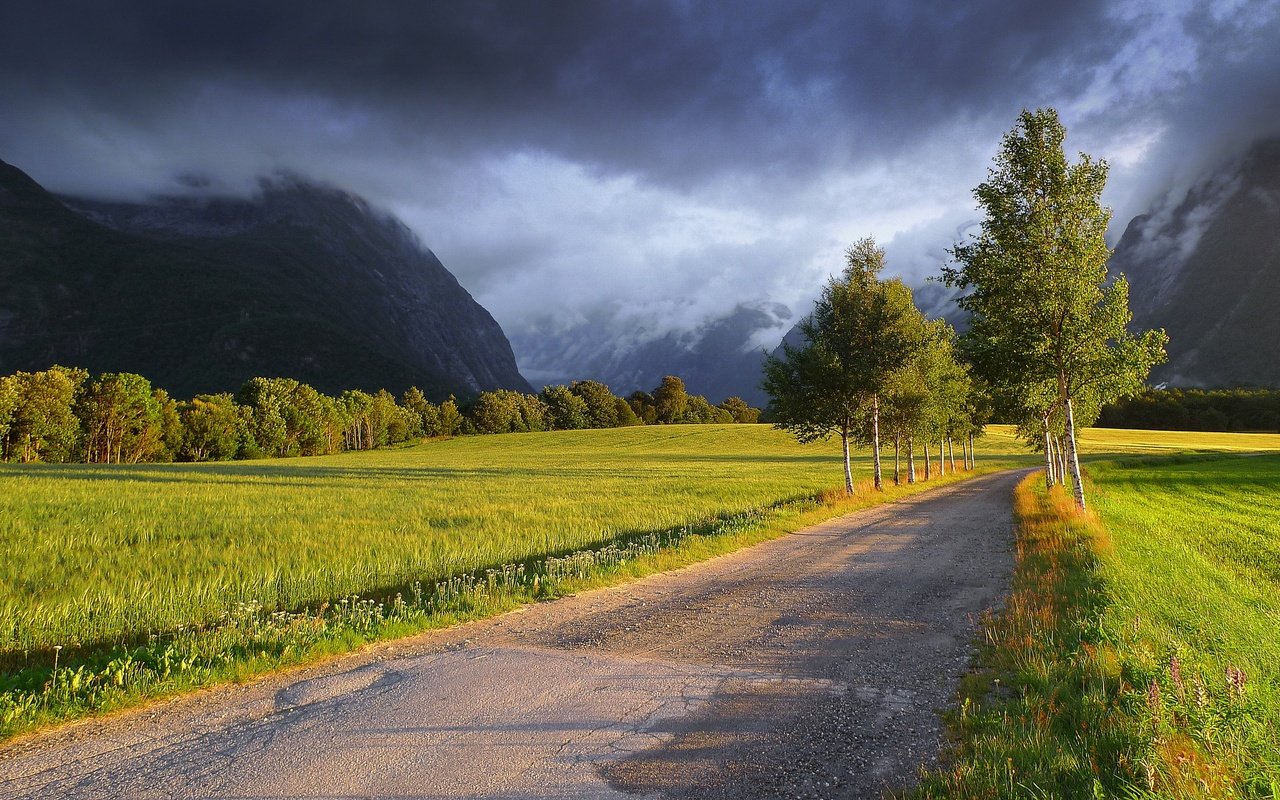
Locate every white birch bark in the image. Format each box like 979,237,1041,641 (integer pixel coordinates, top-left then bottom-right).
1064,398,1087,510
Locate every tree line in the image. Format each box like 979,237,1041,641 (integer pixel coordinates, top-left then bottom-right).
765,108,1166,510
1097,388,1280,433
764,239,987,495
0,368,762,464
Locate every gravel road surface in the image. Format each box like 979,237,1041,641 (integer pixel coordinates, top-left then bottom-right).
0,469,1022,799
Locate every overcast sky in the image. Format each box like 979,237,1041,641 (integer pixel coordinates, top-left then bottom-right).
3,0,1279,352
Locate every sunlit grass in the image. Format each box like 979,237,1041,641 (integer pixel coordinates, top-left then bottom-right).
3,423,1276,743
983,423,1280,456
915,453,1280,798
1090,456,1280,795
0,424,1018,739
0,425,972,654
4,424,1272,656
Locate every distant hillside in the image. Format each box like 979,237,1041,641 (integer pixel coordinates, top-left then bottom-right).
1110,138,1280,388
512,302,790,405
0,159,530,399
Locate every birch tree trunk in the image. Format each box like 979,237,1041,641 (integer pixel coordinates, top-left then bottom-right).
948,437,956,473
968,432,975,469
1056,438,1068,487
1063,397,1087,511
841,422,854,496
871,394,883,491
938,441,946,477
893,434,901,486
1042,416,1056,489
907,436,916,484
923,441,932,479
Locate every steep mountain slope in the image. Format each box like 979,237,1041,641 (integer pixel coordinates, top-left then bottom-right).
512,303,789,405
1110,138,1280,387
0,159,530,398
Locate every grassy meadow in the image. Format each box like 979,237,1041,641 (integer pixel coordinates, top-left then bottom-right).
9,422,1273,656
1,423,1030,737
916,453,1280,798
3,423,1279,741
1092,456,1280,793
0,424,1004,655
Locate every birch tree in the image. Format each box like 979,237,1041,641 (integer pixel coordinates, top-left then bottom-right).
944,108,1166,510
762,238,917,494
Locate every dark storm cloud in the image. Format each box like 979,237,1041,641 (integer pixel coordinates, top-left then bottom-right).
2,1,1279,360
2,0,1121,189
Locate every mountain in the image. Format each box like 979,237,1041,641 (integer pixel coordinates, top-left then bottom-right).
511,302,791,406
0,159,530,399
1110,138,1280,387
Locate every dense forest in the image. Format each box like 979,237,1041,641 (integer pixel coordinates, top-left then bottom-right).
0,367,760,464
1097,388,1280,432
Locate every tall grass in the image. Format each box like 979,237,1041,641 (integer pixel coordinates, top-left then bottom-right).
1090,455,1280,795
915,454,1280,798
1,426,851,654
0,426,1012,739
2,424,1274,743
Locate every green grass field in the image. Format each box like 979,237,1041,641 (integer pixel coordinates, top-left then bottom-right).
985,423,1280,456
916,453,1280,798
1091,455,1280,794
9,422,1274,657
0,425,978,655
4,423,1280,743
0,423,1028,737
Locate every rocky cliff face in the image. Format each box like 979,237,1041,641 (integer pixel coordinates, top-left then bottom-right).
0,159,530,398
1110,138,1280,387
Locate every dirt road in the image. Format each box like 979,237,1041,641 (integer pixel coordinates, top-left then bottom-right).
0,470,1022,799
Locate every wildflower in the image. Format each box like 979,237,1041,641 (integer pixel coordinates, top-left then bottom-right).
1193,677,1208,709
1225,665,1246,699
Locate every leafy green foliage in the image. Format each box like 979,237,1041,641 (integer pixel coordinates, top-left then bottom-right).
628,390,658,425
763,238,932,492
471,389,545,434
613,396,642,427
653,375,689,424
569,380,620,428
179,394,249,461
683,394,732,424
945,108,1167,508
719,396,761,424
540,384,590,430
1099,388,1280,433
879,319,972,480
0,366,87,462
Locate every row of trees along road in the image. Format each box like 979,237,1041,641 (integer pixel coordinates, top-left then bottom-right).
763,239,983,496
943,108,1166,510
765,108,1165,511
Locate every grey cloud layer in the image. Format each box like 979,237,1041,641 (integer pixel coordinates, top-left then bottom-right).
4,0,1126,188
2,1,1279,346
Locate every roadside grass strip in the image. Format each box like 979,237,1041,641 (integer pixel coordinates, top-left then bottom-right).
914,456,1280,799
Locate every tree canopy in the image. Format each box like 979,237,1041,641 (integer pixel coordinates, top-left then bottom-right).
763,237,928,493
944,108,1166,509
